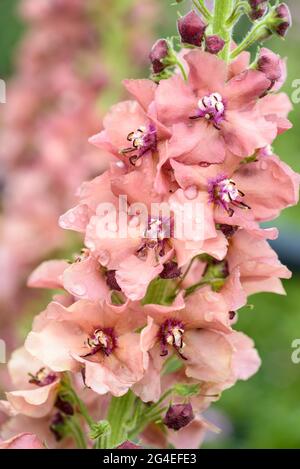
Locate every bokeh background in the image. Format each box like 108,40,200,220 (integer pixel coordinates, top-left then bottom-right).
0,0,299,449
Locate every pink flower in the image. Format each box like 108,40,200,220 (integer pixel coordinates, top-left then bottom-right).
133,293,252,402
227,229,291,296
28,253,110,302
25,299,147,397
5,347,60,419
0,432,45,449
152,50,276,163
171,150,299,224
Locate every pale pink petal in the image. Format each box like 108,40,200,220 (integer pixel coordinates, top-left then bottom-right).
63,256,109,301
185,50,226,96
222,110,277,157
123,79,156,111
0,433,45,449
225,70,270,109
184,330,233,382
116,254,163,301
27,260,68,289
155,75,196,125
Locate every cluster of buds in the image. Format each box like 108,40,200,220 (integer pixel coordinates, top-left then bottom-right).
248,0,268,21
178,10,224,54
248,2,292,37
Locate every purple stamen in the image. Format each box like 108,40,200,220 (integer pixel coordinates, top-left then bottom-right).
83,327,117,358
121,124,157,165
158,318,186,359
28,368,57,387
190,92,225,129
208,175,250,217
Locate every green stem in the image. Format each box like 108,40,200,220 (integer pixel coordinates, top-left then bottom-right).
230,20,267,59
184,279,209,297
106,392,136,447
176,256,198,291
175,59,188,82
61,376,95,429
66,417,87,449
192,0,212,22
226,1,250,27
213,0,234,62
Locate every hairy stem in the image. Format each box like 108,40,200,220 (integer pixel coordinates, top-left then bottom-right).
213,0,235,62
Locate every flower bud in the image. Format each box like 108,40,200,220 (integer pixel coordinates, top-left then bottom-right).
163,403,194,431
159,261,181,279
149,39,170,74
177,11,207,47
249,0,266,8
117,441,142,449
257,47,286,90
205,35,225,54
249,5,268,21
55,396,74,416
106,270,121,291
274,3,292,37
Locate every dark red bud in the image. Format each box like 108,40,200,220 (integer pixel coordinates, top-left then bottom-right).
218,224,239,239
163,403,194,431
55,396,74,416
177,11,207,47
257,48,282,83
205,35,225,54
249,5,268,20
159,261,181,279
249,0,266,8
275,3,292,37
106,270,121,291
117,441,142,449
149,39,170,74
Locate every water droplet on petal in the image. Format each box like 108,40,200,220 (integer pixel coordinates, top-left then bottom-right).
98,250,110,266
85,240,95,251
71,284,87,297
68,212,76,223
184,185,198,200
260,161,268,170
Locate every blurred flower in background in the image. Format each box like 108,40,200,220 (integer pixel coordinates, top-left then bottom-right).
0,0,159,351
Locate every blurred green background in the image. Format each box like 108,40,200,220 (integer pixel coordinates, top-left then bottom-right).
0,0,299,449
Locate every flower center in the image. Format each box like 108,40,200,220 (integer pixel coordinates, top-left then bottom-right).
208,175,250,217
28,367,57,387
85,328,116,357
137,216,171,258
121,124,157,165
190,92,225,129
158,319,186,359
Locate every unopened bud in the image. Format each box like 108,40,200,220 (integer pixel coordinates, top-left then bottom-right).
205,35,225,54
159,261,181,279
117,440,142,449
177,11,207,47
274,3,292,37
257,47,285,90
149,39,170,74
163,403,194,431
106,270,121,291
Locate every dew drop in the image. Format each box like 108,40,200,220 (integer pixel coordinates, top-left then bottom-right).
98,250,110,266
71,284,87,297
184,185,198,200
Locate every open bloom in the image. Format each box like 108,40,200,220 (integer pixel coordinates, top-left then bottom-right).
5,347,61,419
133,293,260,402
143,50,276,166
25,299,147,397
